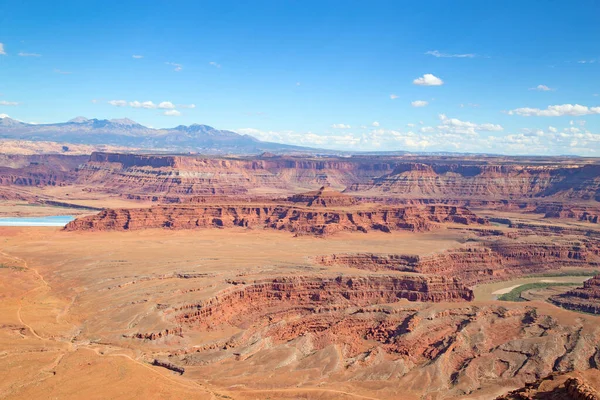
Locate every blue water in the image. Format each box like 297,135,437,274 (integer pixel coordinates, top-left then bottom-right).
0,215,75,227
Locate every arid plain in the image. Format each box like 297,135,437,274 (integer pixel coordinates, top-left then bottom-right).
3,152,600,399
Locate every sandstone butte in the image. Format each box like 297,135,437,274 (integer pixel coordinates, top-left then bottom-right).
63,202,488,234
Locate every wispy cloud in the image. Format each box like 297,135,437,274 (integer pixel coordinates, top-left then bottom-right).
372,121,380,127
166,62,182,72
18,52,41,57
411,100,429,107
529,84,555,91
509,104,600,117
425,50,476,58
209,61,221,68
108,100,127,107
390,94,399,100
164,110,181,116
0,43,5,55
54,69,72,75
179,104,196,109
0,100,19,106
132,55,143,59
331,123,351,129
413,74,443,86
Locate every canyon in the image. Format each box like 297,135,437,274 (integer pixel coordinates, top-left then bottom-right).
2,150,600,399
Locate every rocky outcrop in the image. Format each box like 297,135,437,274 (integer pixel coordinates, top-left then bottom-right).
550,275,600,314
170,303,600,399
347,162,600,202
496,373,600,400
75,152,397,196
288,186,359,207
63,204,487,235
164,275,474,330
0,154,86,186
315,241,600,285
534,204,600,223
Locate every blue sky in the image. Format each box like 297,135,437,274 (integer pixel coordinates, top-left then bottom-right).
1,0,599,155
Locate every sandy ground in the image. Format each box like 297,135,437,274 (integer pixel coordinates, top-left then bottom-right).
0,226,471,400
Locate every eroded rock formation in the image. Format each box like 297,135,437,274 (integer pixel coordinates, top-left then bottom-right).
165,275,473,331
550,275,600,314
288,186,359,207
64,204,487,234
315,240,600,285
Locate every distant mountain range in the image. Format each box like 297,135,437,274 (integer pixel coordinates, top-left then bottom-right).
0,116,316,154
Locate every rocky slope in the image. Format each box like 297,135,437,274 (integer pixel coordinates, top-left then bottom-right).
496,372,600,400
0,154,87,186
75,152,397,196
63,203,487,234
550,275,600,314
315,240,600,285
163,303,600,399
347,162,600,202
165,275,473,331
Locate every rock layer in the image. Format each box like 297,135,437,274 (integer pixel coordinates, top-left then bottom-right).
64,204,487,234
315,240,600,285
550,275,600,314
167,275,473,331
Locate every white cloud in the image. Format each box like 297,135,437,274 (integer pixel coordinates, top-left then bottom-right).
331,123,351,129
129,100,157,109
390,94,399,100
372,121,380,127
438,114,503,135
407,123,416,127
529,84,554,91
54,69,72,75
411,100,429,107
158,101,176,109
18,52,41,57
0,114,10,118
132,55,143,59
166,62,182,72
0,100,19,106
0,43,5,55
163,110,181,116
179,104,196,109
413,74,443,86
548,126,557,133
296,82,301,86
425,50,475,58
508,104,600,117
108,100,128,107
209,61,221,68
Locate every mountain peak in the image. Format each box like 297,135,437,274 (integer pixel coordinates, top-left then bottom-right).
109,118,139,126
68,116,90,123
0,115,23,126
